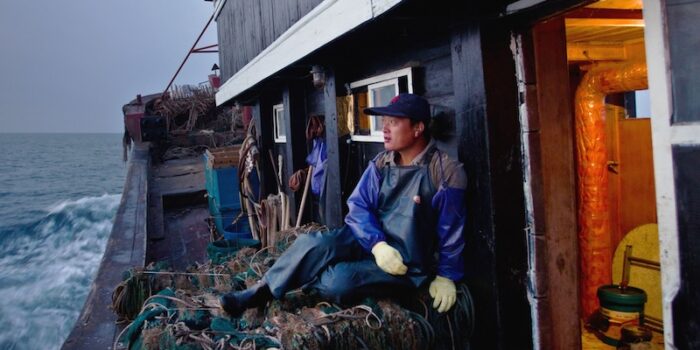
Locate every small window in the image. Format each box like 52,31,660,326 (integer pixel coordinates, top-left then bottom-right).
624,90,651,119
348,67,415,142
367,80,399,136
273,104,286,143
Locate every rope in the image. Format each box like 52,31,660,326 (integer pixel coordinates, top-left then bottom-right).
112,270,152,321
112,224,476,349
140,271,229,277
238,124,262,240
312,305,383,330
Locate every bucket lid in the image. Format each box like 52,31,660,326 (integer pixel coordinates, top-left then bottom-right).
597,284,647,305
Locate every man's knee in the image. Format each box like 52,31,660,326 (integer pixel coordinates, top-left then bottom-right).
315,266,357,303
294,231,342,254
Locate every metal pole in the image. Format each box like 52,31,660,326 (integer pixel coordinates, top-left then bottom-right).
162,11,216,96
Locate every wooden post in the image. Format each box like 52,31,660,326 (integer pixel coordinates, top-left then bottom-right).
451,21,500,349
323,68,343,228
529,17,581,349
253,97,276,199
283,82,310,225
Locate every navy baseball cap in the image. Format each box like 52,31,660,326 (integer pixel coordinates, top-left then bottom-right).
364,93,430,123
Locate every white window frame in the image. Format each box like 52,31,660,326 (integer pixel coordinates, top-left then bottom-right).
367,79,400,137
273,104,287,143
349,67,415,142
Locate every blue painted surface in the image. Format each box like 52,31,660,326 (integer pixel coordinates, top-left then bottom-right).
203,153,241,213
213,208,251,239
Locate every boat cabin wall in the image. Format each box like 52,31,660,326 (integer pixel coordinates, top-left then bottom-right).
215,0,324,82
244,5,534,348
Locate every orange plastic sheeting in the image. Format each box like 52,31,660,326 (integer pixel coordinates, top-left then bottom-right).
574,61,647,317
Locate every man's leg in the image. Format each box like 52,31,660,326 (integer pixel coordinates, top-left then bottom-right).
221,226,361,315
310,260,415,305
263,225,362,298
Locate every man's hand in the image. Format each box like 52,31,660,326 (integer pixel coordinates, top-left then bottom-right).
429,275,457,313
371,242,408,275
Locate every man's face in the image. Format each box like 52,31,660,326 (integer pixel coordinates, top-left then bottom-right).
382,116,421,152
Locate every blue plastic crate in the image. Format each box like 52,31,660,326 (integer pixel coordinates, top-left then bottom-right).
203,153,241,213
213,208,251,238
222,220,253,240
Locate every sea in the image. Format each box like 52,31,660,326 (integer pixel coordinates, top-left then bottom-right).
0,133,126,350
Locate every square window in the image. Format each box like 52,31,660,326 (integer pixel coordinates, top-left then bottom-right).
273,104,286,143
347,67,415,142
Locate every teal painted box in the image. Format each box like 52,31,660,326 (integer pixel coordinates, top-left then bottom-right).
203,148,241,214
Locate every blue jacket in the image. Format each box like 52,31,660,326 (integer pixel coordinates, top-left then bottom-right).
345,149,466,282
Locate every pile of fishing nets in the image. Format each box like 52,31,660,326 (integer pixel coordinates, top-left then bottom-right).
112,224,474,349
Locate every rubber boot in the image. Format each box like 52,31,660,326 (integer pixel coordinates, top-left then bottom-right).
220,281,272,317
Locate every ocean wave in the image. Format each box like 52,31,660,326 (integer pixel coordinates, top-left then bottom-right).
0,193,121,350
47,193,121,214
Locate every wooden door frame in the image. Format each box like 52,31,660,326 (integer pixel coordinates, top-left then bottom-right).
514,16,582,350
643,0,699,347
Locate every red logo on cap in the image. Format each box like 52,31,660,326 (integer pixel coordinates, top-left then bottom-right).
390,95,401,104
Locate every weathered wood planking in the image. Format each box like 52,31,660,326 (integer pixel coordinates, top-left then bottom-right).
323,69,343,228
451,22,499,350
530,17,581,350
259,0,276,50
217,0,323,82
672,145,700,348
61,144,149,350
481,22,532,350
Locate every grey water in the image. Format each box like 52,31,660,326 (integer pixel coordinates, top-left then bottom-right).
0,133,126,349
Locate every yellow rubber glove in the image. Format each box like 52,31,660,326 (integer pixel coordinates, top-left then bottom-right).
429,275,457,313
371,242,408,275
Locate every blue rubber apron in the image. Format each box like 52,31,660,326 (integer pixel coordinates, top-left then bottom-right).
376,147,439,287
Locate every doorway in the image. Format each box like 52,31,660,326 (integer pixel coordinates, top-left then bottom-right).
518,0,663,348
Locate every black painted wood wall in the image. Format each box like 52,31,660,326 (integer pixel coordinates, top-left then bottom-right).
450,21,531,349
667,1,700,348
297,4,533,346
238,2,536,347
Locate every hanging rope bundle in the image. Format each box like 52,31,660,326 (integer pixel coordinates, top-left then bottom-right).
237,124,262,241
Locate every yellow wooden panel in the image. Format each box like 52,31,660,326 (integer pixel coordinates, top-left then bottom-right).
612,224,662,323
618,118,657,235
356,91,370,133
587,0,643,10
624,40,647,61
566,18,644,28
566,26,644,43
567,42,626,61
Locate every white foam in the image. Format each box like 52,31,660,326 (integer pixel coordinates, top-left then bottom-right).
0,193,121,349
46,193,121,214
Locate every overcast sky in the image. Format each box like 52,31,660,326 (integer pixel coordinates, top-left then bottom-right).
0,1,218,133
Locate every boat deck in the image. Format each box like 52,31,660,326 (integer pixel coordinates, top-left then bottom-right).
146,156,210,270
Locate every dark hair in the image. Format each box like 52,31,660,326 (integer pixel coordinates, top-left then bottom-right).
411,111,452,142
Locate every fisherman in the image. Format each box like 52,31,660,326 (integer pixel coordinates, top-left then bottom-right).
220,93,466,316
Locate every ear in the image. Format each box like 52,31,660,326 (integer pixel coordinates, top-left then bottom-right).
414,122,425,136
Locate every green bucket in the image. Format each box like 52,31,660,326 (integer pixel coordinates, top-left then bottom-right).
596,285,647,346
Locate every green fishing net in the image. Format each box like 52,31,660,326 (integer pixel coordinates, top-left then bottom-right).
113,224,474,349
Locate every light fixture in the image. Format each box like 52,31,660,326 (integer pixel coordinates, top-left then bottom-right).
310,65,325,88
